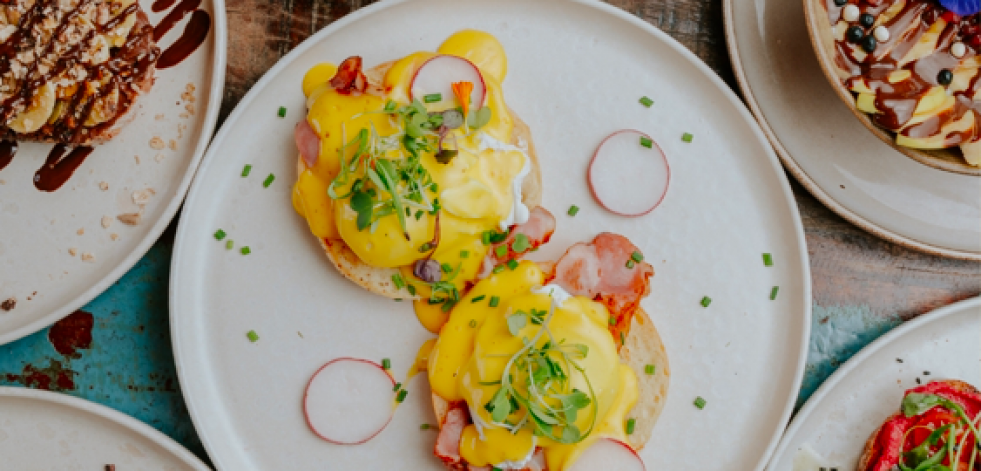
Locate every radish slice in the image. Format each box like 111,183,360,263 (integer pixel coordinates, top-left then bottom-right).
295,119,320,168
588,130,670,217
568,439,646,471
410,55,486,110
303,357,395,445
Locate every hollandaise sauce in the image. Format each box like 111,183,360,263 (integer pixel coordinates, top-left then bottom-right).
293,30,533,333
428,261,640,470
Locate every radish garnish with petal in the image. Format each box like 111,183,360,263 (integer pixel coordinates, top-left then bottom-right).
303,357,395,445
588,130,670,217
410,55,486,111
567,438,646,471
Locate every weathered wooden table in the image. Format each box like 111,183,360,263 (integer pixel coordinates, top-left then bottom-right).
2,0,979,465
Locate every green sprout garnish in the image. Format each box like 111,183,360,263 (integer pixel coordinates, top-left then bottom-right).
896,393,981,469
482,298,599,445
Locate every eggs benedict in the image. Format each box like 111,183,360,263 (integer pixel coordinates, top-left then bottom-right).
292,30,550,332
427,233,670,470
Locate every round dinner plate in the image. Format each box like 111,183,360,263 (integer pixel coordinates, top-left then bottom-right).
170,0,811,469
0,387,210,470
724,0,981,260
0,0,227,345
765,297,981,470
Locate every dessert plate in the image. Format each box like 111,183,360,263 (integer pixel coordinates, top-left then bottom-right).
725,0,981,260
170,0,811,470
0,386,210,470
0,0,227,344
765,297,981,470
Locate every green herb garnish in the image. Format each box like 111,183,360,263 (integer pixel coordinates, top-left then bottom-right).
472,294,486,303
645,364,655,375
763,253,773,267
682,132,694,143
396,389,408,403
246,330,259,342
639,96,654,107
700,296,711,307
214,229,226,240
382,358,391,370
567,205,580,217
770,286,779,301
240,246,251,255
625,418,636,434
640,136,653,148
512,233,531,254
694,396,706,409
277,106,287,118
241,164,252,177
423,93,442,103
489,296,500,308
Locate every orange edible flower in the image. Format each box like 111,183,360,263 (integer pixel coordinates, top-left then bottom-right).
451,81,473,117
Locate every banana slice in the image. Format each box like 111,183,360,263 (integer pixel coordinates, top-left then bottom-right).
959,139,981,166
83,85,119,127
7,82,56,134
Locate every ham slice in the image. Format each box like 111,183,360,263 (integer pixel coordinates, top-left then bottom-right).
549,232,653,341
329,56,368,95
435,404,470,470
481,207,556,276
295,119,320,167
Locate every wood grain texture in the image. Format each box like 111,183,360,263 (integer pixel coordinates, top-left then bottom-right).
222,0,981,319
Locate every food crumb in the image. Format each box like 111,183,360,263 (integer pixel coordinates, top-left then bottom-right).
155,114,165,121
155,153,165,162
179,113,190,119
106,464,115,471
1,297,15,311
117,212,142,226
134,155,140,164
149,137,166,150
99,181,109,191
101,216,112,229
185,103,195,115
0,179,5,185
168,139,177,151
81,252,95,262
76,228,84,235
132,188,155,205
110,233,119,241
68,248,78,256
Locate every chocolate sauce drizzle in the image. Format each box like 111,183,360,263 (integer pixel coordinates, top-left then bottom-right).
34,144,93,191
0,140,16,172
157,9,211,69
826,0,981,147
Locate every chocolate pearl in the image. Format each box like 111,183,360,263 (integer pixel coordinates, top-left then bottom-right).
860,35,877,53
846,25,865,43
859,13,875,28
938,69,953,86
833,0,847,5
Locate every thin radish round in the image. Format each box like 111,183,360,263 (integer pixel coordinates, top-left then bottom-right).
303,357,395,445
567,438,646,471
588,130,670,217
410,55,486,111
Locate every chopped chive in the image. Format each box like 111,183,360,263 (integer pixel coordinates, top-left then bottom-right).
626,260,635,269
682,132,694,143
625,418,636,434
392,273,406,290
384,100,397,112
396,389,408,403
770,286,779,301
419,242,434,253
639,96,654,107
415,210,424,220
694,396,707,409
506,259,519,270
393,382,402,392
640,136,653,148
407,284,417,296
241,164,252,177
645,364,656,375
423,93,442,103
430,183,439,193
460,250,470,259
263,173,275,188
240,246,251,255
420,423,432,430
492,265,505,274
494,245,508,258
489,296,500,308
225,240,234,250
472,294,486,303
277,106,287,118
481,232,492,245
620,331,625,346
441,300,456,313
567,205,580,217
700,296,711,307
214,229,226,240
469,319,477,328
246,330,259,342
511,233,531,253
631,251,644,262
441,263,453,273
762,253,773,267
382,358,391,370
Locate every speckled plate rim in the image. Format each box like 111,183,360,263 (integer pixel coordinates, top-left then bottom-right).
170,0,811,469
763,296,981,470
0,386,211,470
0,1,228,346
723,0,981,262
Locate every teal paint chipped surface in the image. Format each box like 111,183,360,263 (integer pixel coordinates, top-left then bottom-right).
796,303,903,409
0,242,208,464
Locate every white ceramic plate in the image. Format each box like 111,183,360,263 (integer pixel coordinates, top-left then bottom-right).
765,297,981,470
0,387,210,470
0,0,227,345
170,1,811,469
724,0,981,260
